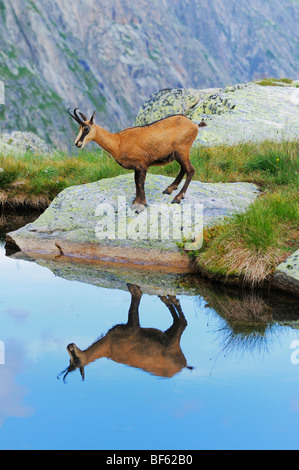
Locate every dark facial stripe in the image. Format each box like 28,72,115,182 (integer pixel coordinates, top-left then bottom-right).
79,126,90,143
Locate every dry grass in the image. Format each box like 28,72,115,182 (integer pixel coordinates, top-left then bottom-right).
196,189,299,286
0,190,50,210
199,242,282,286
215,293,273,325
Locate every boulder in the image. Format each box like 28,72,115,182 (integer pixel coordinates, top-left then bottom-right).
6,173,260,272
135,82,299,147
134,88,223,126
0,131,54,156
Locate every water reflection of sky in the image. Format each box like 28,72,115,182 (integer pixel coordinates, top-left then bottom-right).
1,245,299,450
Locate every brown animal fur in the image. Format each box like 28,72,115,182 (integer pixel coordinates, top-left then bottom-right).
68,109,207,209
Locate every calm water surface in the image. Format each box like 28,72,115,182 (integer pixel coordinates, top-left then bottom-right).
0,214,299,450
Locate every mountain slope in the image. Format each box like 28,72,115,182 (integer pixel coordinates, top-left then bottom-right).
0,0,298,149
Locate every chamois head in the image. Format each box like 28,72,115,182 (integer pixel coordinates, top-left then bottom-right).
68,108,96,149
58,343,86,382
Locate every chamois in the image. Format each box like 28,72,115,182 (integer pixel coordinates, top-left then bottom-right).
68,108,207,210
59,283,192,381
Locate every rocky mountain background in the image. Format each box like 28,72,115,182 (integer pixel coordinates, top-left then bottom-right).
0,0,299,151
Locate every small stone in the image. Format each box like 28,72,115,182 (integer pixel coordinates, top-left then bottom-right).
273,250,299,296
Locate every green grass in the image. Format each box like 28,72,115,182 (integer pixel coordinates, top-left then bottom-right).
0,139,298,286
255,77,294,87
191,139,298,187
1,139,297,200
0,139,297,208
0,149,128,206
196,182,298,286
197,189,298,286
171,139,297,286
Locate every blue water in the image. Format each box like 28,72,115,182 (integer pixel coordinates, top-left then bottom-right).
0,219,299,450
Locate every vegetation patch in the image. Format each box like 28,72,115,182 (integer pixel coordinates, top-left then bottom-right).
0,149,127,207
178,138,298,287
255,77,293,87
196,190,298,286
2,139,297,205
0,138,298,287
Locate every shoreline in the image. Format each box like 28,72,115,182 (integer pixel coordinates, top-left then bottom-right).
1,138,298,297
5,233,298,298
3,205,298,298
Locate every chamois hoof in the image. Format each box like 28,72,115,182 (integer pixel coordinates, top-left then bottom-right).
163,188,172,195
126,283,142,296
171,198,181,204
130,203,146,213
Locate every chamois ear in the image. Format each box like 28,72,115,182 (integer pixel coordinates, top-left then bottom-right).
90,111,96,124
79,366,85,381
79,111,88,122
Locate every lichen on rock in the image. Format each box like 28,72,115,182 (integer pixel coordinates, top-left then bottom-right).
0,131,54,156
7,173,260,271
135,82,299,147
273,250,299,296
135,87,222,126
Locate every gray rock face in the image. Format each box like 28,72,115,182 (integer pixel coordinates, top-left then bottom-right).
0,0,298,148
135,83,299,146
0,131,53,155
273,250,299,296
7,173,260,271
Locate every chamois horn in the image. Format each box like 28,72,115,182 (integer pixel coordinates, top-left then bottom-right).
76,108,88,122
68,107,82,124
68,107,86,125
74,108,87,124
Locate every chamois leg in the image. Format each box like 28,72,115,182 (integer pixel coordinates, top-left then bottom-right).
131,168,147,211
172,161,195,204
159,295,187,343
126,283,142,328
167,295,187,325
162,166,185,195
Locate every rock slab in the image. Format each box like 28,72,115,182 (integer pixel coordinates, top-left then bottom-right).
7,174,260,272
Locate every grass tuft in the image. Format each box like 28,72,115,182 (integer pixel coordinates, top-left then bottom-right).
196,189,299,286
255,77,293,87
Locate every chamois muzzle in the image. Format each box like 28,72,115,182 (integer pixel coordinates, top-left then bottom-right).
57,343,85,382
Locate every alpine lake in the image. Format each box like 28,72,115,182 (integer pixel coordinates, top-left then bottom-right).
0,212,298,450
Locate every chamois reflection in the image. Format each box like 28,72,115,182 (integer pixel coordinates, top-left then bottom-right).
59,283,191,382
